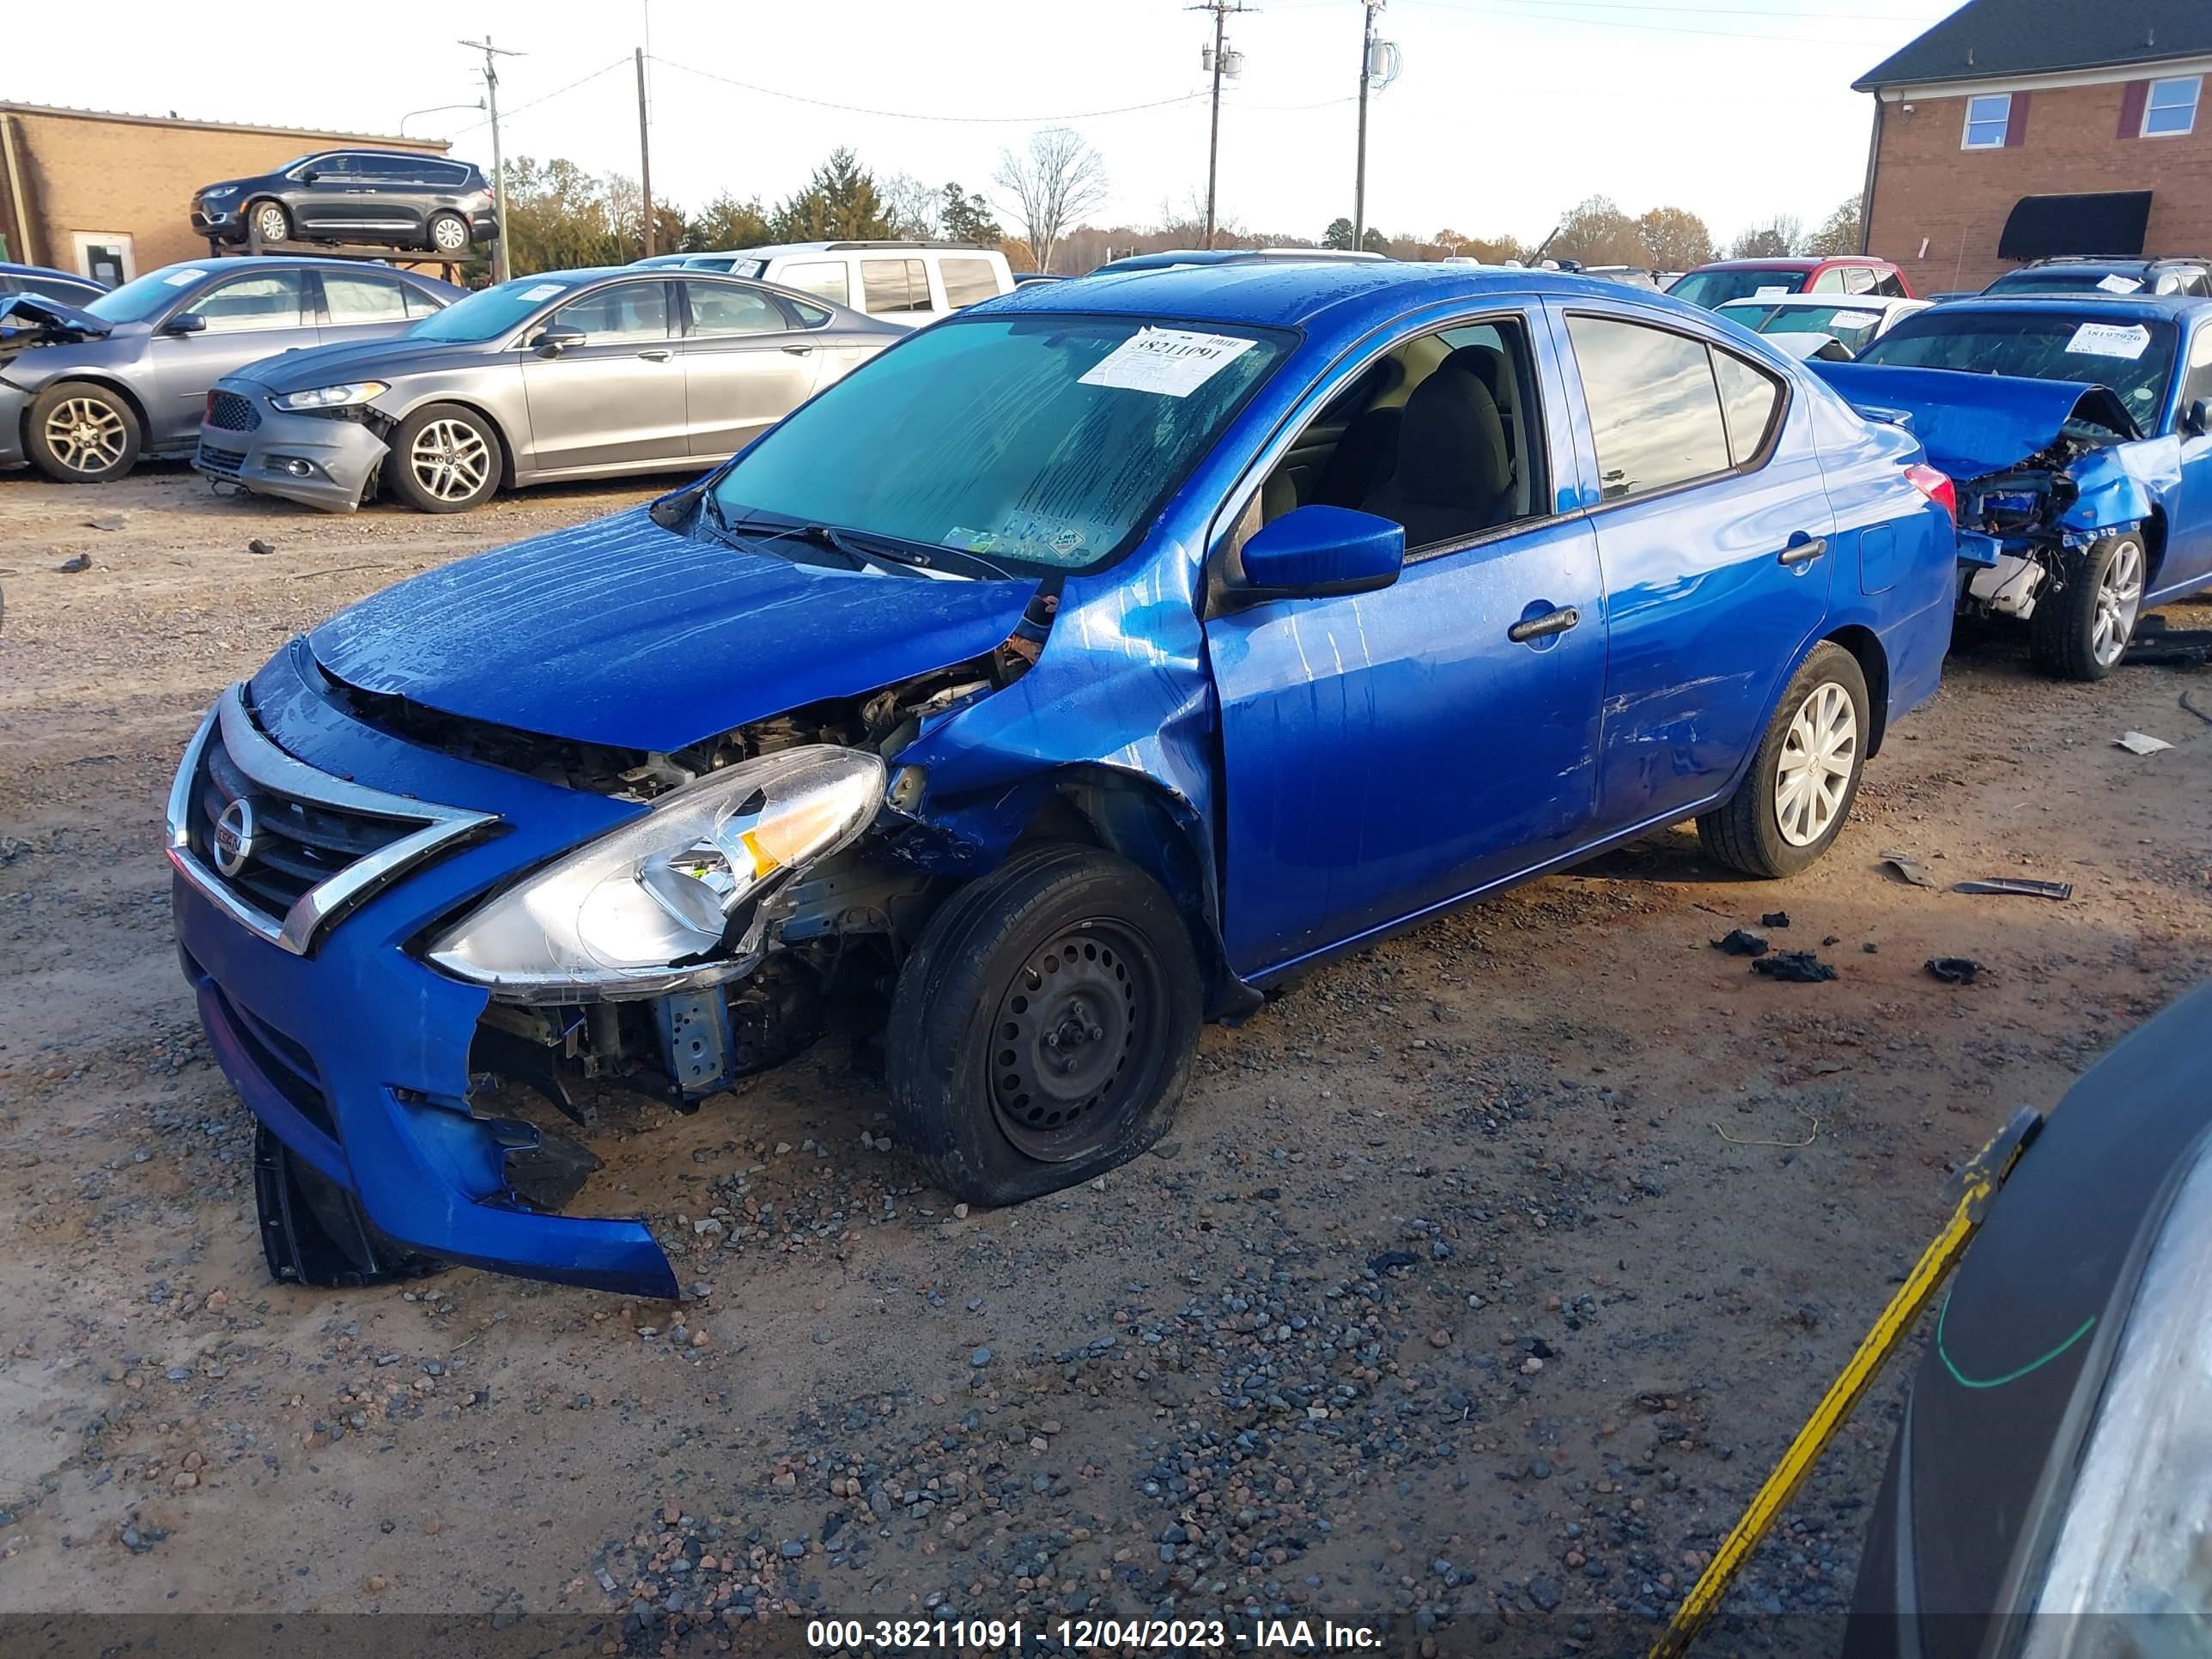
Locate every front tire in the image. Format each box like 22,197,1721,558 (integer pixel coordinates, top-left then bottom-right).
25,380,141,483
384,403,500,513
427,211,471,254
2030,532,2144,682
887,845,1202,1206
1698,641,1871,878
249,198,292,246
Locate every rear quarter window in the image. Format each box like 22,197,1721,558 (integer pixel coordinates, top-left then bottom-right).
775,260,849,307
939,258,1001,308
1565,314,1735,501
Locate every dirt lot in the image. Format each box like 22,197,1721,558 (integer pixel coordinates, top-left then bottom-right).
2,464,2209,1654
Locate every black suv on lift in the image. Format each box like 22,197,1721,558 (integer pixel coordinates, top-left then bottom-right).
191,149,499,256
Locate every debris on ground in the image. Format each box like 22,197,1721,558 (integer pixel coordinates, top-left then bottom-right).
2117,731,2173,756
2121,627,2212,667
1925,957,1984,985
56,553,92,574
1881,848,1935,887
1953,878,2072,900
84,513,127,532
1752,951,1836,983
1716,1109,1820,1148
2184,689,2212,725
1713,928,1769,957
246,538,276,556
1761,911,1790,929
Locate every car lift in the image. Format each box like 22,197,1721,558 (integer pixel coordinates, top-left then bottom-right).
206,221,477,288
1648,1104,2045,1659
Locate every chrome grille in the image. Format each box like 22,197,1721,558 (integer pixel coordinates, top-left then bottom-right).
207,390,261,432
167,685,497,956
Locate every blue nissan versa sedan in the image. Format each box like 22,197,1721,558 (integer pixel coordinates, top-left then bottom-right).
167,263,1959,1297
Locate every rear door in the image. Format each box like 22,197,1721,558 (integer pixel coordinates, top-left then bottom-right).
859,256,937,328
146,268,318,446
519,278,687,472
676,280,823,458
1552,305,1834,830
355,155,431,242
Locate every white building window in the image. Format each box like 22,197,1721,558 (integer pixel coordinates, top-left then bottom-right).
2144,76,2202,137
1962,93,2012,149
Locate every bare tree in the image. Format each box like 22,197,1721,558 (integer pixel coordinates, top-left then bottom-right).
993,128,1109,274
878,172,939,241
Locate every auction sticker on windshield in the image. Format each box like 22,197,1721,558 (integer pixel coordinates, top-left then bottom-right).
164,269,208,287
1080,328,1257,398
2098,274,2145,295
1830,310,1882,329
520,283,568,301
2067,322,2152,360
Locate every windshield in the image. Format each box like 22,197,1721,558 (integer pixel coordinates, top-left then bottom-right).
1669,268,1808,307
1857,308,2178,429
1985,268,2155,296
406,276,578,343
84,266,216,324
1724,301,1891,355
708,313,1291,574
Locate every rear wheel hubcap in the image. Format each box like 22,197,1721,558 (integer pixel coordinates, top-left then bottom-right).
1775,679,1857,847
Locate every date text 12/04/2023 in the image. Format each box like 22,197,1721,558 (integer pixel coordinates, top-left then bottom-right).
805,1618,1385,1649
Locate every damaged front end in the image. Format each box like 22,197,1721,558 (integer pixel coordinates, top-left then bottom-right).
0,292,112,365
1813,361,2151,623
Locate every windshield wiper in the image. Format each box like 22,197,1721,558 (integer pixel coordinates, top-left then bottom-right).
716,514,1011,580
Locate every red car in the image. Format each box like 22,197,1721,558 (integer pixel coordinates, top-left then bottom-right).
1668,257,1915,308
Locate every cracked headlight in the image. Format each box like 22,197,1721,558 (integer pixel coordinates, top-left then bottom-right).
271,380,389,412
428,745,884,1002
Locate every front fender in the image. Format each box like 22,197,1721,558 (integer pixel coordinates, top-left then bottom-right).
2059,436,2179,538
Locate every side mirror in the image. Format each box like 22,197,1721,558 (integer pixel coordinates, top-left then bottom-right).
532,326,587,356
1235,504,1405,599
162,312,208,336
300,169,321,185
2188,398,2212,437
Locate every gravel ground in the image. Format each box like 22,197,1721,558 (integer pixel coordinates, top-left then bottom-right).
1,464,2209,1656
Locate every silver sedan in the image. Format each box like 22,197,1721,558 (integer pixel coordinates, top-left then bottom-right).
193,267,902,513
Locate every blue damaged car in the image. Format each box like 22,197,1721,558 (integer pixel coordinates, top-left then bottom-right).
1819,293,2212,679
167,264,1959,1297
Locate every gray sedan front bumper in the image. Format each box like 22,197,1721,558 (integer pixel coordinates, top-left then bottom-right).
193,407,388,514
0,381,30,466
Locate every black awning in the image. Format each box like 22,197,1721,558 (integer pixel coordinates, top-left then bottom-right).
1998,191,2154,260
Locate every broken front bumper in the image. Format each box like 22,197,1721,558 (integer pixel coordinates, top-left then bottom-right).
168,641,681,1297
194,405,385,513
0,381,28,466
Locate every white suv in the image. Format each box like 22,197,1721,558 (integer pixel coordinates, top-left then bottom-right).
640,242,1014,329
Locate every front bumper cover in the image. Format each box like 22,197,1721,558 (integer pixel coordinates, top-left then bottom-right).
170,641,681,1297
194,404,387,513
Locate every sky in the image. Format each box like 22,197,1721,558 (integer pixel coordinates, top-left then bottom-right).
16,0,1966,247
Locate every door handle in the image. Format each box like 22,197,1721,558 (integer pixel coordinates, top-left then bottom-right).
780,344,815,356
1778,534,1828,567
636,348,672,362
1507,605,1580,644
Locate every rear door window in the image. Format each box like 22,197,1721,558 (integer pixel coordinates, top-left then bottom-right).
684,283,785,337
775,259,848,307
939,258,1000,308
550,281,671,342
181,270,312,332
1874,270,1908,297
322,271,414,323
1565,314,1733,501
861,258,932,315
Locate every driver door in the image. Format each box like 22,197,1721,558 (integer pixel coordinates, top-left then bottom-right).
519,279,688,472
1202,310,1610,975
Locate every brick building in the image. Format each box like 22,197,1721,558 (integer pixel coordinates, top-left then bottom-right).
0,103,447,285
1856,0,2212,292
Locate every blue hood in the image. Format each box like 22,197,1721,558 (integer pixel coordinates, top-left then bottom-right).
1809,362,2139,481
311,507,1037,750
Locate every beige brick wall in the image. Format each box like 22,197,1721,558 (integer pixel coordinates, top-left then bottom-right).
3,108,448,277
1865,77,2212,292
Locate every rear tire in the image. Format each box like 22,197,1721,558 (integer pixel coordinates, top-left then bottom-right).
384,403,500,513
2029,532,2144,682
1698,641,1871,878
25,380,141,483
886,845,1202,1206
427,211,471,254
249,198,291,246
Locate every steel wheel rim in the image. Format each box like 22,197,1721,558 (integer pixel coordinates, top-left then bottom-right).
254,204,288,242
43,397,126,474
1774,679,1857,848
430,216,467,252
2091,538,2145,667
988,919,1162,1162
409,418,491,501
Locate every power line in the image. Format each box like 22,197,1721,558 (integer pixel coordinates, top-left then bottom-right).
647,56,1213,125
447,56,630,137
1395,0,1865,44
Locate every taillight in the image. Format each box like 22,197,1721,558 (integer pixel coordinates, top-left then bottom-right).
1905,461,1956,522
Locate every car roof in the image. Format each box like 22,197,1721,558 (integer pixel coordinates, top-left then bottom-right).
0,261,99,283
717,241,1001,259
1717,293,1920,309
1899,291,2211,320
2007,255,2205,270
1686,258,1880,273
986,260,1716,332
143,254,456,281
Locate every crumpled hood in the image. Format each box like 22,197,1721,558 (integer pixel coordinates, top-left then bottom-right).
226,332,491,392
1811,362,2140,481
310,507,1038,751
0,292,112,350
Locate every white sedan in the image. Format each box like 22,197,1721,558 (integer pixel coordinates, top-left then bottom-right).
1715,294,1930,362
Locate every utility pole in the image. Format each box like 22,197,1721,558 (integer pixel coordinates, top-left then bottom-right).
459,36,523,283
635,47,656,258
1352,0,1382,251
1190,0,1249,251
